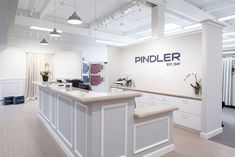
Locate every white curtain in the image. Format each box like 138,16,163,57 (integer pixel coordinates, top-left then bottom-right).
222,57,235,106
25,53,54,99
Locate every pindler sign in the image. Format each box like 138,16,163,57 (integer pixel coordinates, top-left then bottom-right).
135,52,181,66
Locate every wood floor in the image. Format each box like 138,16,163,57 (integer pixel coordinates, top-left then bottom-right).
0,101,66,157
0,101,235,157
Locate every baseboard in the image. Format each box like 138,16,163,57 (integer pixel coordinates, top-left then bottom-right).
38,114,75,157
200,127,223,139
143,144,175,157
224,105,235,109
173,124,200,135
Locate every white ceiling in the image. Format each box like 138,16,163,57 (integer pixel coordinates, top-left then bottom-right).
12,0,235,47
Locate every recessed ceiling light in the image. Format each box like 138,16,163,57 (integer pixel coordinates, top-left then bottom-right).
223,32,235,36
223,44,235,48
96,40,127,46
139,36,152,41
30,26,62,33
218,15,235,22
165,28,182,34
183,23,201,30
223,39,235,43
165,23,180,31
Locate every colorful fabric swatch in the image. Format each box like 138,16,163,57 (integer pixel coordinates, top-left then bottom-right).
90,75,103,86
83,63,89,74
90,64,103,74
82,76,89,83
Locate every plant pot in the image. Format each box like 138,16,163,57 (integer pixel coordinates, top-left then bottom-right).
42,76,49,82
194,89,200,95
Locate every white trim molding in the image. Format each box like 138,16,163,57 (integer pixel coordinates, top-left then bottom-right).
0,77,25,100
134,116,170,154
200,127,223,139
74,102,88,157
101,103,128,157
56,95,73,148
143,144,175,157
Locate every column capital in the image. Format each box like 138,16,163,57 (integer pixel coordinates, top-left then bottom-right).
201,19,225,29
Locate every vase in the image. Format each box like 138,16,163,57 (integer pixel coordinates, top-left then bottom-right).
42,76,49,82
194,89,200,95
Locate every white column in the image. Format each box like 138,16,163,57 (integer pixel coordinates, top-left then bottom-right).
200,20,224,139
151,4,165,39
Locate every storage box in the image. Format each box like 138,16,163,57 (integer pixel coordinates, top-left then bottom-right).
13,96,25,104
3,96,14,105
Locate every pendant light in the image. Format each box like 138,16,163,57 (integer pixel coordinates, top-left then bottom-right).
40,38,49,46
50,0,61,37
50,28,61,37
67,0,82,25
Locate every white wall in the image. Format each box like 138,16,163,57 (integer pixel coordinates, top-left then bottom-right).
54,52,81,79
81,44,108,62
107,46,122,86
0,48,26,79
200,20,223,138
0,35,108,97
118,33,202,95
0,36,108,80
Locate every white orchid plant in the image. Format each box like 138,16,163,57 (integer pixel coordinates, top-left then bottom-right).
184,72,201,94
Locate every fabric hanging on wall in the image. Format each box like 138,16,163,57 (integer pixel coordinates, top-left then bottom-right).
25,53,54,99
90,75,103,86
90,64,103,74
222,57,235,106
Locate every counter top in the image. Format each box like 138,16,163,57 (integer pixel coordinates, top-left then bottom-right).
135,105,179,119
34,82,141,104
111,85,202,101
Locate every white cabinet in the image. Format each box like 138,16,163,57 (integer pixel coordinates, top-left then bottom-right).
171,97,201,116
132,91,202,131
173,112,201,131
111,87,202,132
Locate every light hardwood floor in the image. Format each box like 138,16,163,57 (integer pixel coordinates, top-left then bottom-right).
0,101,235,157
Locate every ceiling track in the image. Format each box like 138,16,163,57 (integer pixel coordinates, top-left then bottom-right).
89,0,152,29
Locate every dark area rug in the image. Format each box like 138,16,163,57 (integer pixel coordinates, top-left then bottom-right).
210,107,235,148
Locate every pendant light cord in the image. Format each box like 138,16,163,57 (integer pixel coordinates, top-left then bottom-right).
54,0,57,28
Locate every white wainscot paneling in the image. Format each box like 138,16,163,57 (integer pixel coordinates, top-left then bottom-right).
75,102,88,157
42,89,50,122
0,78,25,100
38,88,43,113
50,93,57,129
134,117,169,154
57,95,73,148
101,103,128,157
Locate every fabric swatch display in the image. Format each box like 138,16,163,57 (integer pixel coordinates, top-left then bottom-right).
83,76,89,83
90,75,103,86
83,63,89,74
90,64,103,74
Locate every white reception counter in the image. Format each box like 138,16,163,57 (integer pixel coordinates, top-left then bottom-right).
34,82,178,157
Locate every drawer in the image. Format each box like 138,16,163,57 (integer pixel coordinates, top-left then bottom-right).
173,111,201,131
171,97,201,115
146,93,171,106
